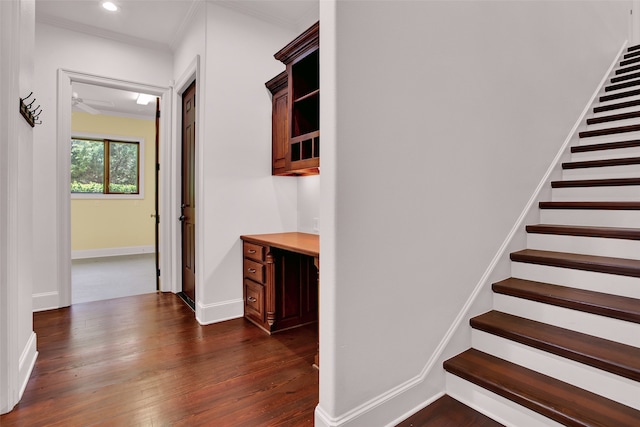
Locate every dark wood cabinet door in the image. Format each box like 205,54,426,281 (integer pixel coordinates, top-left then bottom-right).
272,88,288,175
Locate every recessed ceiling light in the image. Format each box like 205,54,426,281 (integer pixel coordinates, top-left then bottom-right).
102,1,118,12
136,93,155,105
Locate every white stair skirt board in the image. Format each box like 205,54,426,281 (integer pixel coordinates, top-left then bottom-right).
570,146,640,162
511,261,640,299
539,208,640,229
472,330,640,410
445,373,564,427
526,233,640,260
551,185,640,202
493,293,640,347
72,245,155,260
576,130,640,145
562,163,640,180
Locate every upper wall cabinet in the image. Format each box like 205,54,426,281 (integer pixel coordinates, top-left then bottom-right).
266,21,319,176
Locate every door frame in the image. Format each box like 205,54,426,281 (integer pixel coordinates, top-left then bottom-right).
173,56,203,318
56,69,173,306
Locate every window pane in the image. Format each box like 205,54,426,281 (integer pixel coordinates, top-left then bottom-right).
70,139,104,193
108,141,139,194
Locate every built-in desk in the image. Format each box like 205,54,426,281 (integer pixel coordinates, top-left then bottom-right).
240,232,319,334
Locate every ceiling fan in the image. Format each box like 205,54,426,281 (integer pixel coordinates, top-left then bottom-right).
72,92,101,115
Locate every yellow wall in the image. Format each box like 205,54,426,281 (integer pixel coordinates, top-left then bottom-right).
71,112,156,252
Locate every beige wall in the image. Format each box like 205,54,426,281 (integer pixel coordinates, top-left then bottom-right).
71,112,155,253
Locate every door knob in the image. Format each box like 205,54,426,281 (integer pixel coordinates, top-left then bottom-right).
179,215,185,222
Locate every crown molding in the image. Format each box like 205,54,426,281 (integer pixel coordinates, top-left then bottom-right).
35,13,171,53
170,0,206,52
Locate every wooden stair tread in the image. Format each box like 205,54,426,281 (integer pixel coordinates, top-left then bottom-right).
571,139,640,153
599,87,640,103
551,177,640,188
611,70,640,84
562,156,640,169
493,277,640,324
579,123,640,138
623,50,640,60
605,79,640,93
620,56,640,67
627,44,640,52
443,349,640,427
539,201,640,210
472,310,640,381
615,63,640,76
586,110,640,125
525,223,640,240
395,395,504,427
594,98,640,114
510,249,640,278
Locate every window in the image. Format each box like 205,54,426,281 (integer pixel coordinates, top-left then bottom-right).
71,137,141,196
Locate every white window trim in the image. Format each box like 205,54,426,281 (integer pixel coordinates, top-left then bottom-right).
70,131,145,200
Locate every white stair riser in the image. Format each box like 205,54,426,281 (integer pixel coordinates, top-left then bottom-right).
585,117,640,132
594,93,640,109
493,293,640,347
599,83,640,99
511,261,640,299
527,233,640,260
539,208,640,229
562,163,640,180
472,330,640,410
446,373,564,427
551,185,640,201
570,146,640,162
590,105,640,119
577,129,640,145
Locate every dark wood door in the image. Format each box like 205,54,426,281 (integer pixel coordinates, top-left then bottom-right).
154,97,160,291
181,81,196,304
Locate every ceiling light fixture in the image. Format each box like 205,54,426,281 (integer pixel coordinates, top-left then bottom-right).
136,93,155,105
102,1,118,12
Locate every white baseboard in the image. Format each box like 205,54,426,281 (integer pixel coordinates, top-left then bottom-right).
72,245,155,260
32,291,60,312
196,298,244,325
18,332,38,399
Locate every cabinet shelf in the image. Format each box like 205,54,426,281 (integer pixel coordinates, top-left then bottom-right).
293,89,320,104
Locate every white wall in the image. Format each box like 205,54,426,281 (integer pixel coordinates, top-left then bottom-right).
317,1,630,425
0,0,37,414
33,23,173,310
298,175,320,234
187,3,302,323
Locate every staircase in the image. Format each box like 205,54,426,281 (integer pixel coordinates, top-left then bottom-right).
439,45,640,426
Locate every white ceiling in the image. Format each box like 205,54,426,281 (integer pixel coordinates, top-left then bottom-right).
38,0,318,118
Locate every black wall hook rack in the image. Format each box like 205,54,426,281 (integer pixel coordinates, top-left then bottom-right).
19,92,42,127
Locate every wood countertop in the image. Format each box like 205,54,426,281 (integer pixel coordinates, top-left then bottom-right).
240,232,319,257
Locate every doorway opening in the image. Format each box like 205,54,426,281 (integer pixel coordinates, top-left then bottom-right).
69,83,159,304
57,70,172,308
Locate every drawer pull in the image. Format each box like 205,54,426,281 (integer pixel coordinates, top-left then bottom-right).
247,268,256,273
247,249,256,254
247,296,257,303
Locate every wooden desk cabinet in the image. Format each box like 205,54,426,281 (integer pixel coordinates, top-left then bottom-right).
241,233,319,334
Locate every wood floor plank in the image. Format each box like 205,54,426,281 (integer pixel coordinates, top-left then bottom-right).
395,395,504,427
0,293,318,426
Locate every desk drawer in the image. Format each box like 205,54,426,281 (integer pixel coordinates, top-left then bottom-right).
243,258,264,283
244,279,265,322
243,242,265,262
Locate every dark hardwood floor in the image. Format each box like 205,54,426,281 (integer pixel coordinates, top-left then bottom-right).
0,293,318,426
